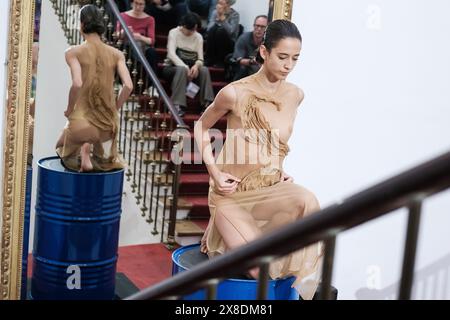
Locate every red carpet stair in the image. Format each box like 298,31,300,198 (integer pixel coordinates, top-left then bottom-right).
144,26,229,243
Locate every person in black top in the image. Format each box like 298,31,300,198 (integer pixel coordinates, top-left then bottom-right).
205,0,239,67
145,0,189,29
231,15,268,80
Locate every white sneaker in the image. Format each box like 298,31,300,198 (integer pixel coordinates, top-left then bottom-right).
148,85,159,98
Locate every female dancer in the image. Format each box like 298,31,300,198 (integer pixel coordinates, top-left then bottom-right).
194,19,323,300
56,5,133,172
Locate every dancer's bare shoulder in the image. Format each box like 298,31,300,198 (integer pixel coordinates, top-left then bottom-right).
284,81,305,107
213,83,238,113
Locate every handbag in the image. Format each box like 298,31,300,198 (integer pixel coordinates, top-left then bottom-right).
176,48,198,67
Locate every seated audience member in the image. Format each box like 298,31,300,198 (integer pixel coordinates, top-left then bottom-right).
117,0,158,74
105,1,131,28
145,0,189,29
115,0,131,12
205,0,239,67
231,15,268,80
163,13,215,117
186,0,217,23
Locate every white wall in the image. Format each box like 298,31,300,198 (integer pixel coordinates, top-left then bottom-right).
29,1,157,250
233,0,269,33
0,0,11,226
29,0,71,250
286,0,450,299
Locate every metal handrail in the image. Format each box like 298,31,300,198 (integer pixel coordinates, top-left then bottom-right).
126,150,450,300
106,0,188,129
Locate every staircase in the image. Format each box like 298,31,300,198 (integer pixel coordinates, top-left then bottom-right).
51,0,230,248
146,25,229,245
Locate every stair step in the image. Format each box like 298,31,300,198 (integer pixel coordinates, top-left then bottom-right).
175,220,205,237
141,129,226,150
155,63,226,82
158,78,227,96
133,111,227,130
155,34,168,47
179,173,210,195
137,95,208,115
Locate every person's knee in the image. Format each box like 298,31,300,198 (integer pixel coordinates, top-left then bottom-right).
199,66,209,76
214,208,231,225
174,66,189,79
295,189,321,216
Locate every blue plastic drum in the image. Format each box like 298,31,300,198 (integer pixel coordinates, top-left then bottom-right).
172,244,299,300
31,157,124,300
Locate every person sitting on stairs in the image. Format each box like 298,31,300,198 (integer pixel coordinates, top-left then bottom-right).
163,12,215,117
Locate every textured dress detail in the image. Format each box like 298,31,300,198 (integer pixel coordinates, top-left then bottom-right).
206,74,324,300
56,41,125,172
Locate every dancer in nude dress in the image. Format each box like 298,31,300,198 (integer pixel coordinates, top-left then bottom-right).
56,5,133,172
194,19,323,300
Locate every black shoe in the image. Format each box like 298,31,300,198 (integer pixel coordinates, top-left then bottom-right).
178,106,187,117
173,104,185,117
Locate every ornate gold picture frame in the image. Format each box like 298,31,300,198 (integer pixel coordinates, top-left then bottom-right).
0,0,35,300
0,0,293,300
272,0,293,20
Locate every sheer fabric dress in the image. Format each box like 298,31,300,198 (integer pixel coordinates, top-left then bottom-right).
56,41,125,172
205,74,324,300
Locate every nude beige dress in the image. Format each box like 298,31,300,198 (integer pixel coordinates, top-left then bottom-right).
56,41,125,171
205,73,324,300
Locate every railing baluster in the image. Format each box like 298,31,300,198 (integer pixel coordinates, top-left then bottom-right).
141,151,151,217
398,199,422,300
146,162,156,223
136,139,145,204
151,176,162,235
131,130,140,192
257,259,271,300
206,279,219,300
319,236,336,300
126,117,134,181
166,135,183,249
160,187,169,242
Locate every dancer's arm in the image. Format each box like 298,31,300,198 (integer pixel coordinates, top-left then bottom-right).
64,48,82,117
116,51,133,110
194,85,241,195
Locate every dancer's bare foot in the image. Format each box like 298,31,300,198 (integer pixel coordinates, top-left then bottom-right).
79,143,93,172
200,240,208,254
247,267,260,279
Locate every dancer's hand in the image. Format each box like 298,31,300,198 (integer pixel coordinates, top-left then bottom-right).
210,171,241,195
281,171,294,182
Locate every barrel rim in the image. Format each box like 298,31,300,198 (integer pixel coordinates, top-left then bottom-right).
38,156,125,176
172,244,294,283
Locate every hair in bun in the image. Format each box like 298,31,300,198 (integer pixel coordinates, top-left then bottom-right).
80,4,105,35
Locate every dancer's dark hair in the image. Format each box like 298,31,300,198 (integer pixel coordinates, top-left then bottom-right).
80,4,106,35
256,19,302,64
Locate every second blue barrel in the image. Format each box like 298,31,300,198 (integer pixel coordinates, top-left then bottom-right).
172,244,299,300
31,157,124,300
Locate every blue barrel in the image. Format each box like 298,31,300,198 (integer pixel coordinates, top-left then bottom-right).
172,244,299,300
31,157,124,300
21,165,32,300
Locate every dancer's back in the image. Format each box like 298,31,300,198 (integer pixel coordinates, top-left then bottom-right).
56,40,125,172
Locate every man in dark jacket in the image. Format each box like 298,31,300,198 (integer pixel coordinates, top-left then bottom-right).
231,15,267,80
145,0,188,28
